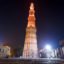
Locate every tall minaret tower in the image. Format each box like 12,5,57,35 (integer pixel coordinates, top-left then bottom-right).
23,3,38,58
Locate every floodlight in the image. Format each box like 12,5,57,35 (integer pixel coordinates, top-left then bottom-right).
45,44,52,51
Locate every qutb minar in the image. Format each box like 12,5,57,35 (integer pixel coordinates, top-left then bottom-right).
23,3,38,58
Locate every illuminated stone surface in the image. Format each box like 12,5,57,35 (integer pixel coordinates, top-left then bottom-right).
23,3,38,58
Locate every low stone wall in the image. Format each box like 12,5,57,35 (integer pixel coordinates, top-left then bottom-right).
0,58,64,64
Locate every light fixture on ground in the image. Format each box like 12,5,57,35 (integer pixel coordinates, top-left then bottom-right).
44,44,54,58
45,44,52,51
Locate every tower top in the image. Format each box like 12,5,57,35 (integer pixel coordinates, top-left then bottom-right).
27,2,35,27
30,3,34,10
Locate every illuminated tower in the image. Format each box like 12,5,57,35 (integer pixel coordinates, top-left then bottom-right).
23,3,38,58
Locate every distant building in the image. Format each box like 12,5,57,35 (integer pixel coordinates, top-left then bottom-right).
59,40,64,47
53,47,64,58
59,46,64,58
39,46,64,58
0,45,11,58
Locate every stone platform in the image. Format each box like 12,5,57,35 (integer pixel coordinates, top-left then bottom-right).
0,58,64,64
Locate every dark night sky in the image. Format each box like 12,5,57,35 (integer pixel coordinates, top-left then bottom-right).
0,0,64,49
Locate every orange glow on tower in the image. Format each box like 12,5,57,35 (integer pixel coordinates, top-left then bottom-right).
23,3,38,58
27,3,36,27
